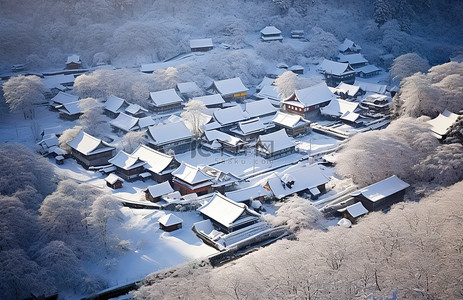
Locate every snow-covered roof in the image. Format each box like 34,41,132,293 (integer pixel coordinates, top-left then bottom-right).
289,65,304,71
149,89,183,107
146,181,174,198
104,95,127,114
272,111,310,128
335,82,360,97
340,111,360,122
260,26,281,35
109,150,145,170
42,74,76,90
267,164,330,199
192,94,225,107
132,144,177,174
37,136,59,148
138,116,156,129
204,130,244,146
355,65,381,74
354,80,387,94
198,193,258,228
256,85,281,102
338,53,368,65
147,121,194,145
213,77,248,96
427,109,460,137
158,213,183,226
110,112,139,132
318,59,355,76
338,38,361,53
59,101,81,115
350,175,410,202
66,54,81,64
257,129,295,154
51,91,78,105
237,118,266,135
213,105,249,125
176,82,202,95
345,202,369,218
172,162,213,185
285,82,336,108
67,131,114,155
105,173,123,185
245,99,277,118
225,185,272,203
125,103,148,116
189,38,213,49
256,77,275,91
320,98,359,118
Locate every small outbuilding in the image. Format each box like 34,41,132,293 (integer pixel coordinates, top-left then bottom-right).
145,181,175,202
190,38,213,52
338,202,369,224
105,173,124,189
158,213,183,232
66,55,82,69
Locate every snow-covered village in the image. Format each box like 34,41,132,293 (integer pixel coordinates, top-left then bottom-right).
1,1,463,299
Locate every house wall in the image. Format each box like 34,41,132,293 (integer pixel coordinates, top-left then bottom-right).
145,191,161,202
256,145,295,159
149,138,195,155
173,180,212,196
66,62,82,69
191,46,213,52
151,102,182,113
160,223,182,232
324,73,355,87
59,112,81,121
106,181,122,189
116,166,145,181
357,190,406,211
71,149,114,169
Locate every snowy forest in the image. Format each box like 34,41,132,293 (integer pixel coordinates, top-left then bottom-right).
1,0,463,299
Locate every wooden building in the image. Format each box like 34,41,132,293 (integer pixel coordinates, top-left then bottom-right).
338,202,369,224
108,150,146,180
338,53,368,69
244,99,278,119
145,181,175,202
66,54,82,69
350,175,410,211
426,110,460,140
209,77,248,102
289,65,304,75
225,185,272,206
355,65,381,78
291,30,304,39
132,144,180,182
318,59,356,87
149,89,183,112
172,162,213,196
191,94,225,109
145,121,195,154
281,82,336,118
272,111,311,137
158,213,183,232
260,26,283,42
190,38,213,52
320,98,359,119
67,131,115,169
202,130,246,155
256,129,295,159
176,82,203,100
338,38,362,54
50,91,79,110
105,173,124,189
104,95,129,118
231,118,268,141
125,103,148,118
330,82,362,99
211,105,249,130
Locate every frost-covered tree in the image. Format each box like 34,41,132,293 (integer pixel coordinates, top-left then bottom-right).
274,71,298,99
390,53,430,84
119,131,146,153
181,100,207,136
87,195,122,249
58,126,83,153
305,27,340,59
255,42,300,65
381,20,415,57
77,97,109,137
152,67,180,90
374,0,393,26
2,75,44,119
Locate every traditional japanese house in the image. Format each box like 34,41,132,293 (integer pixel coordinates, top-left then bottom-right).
172,162,214,196
50,91,79,110
145,121,195,154
198,193,260,233
260,26,283,42
350,175,410,211
201,130,246,155
67,131,115,168
255,129,295,159
320,98,359,119
289,65,304,75
354,80,387,95
58,101,82,120
104,95,129,118
291,30,304,39
66,54,82,69
158,213,183,232
132,144,180,182
211,105,249,130
272,111,311,137
105,173,124,189
225,185,272,205
145,181,175,202
149,89,183,112
209,77,248,102
331,82,362,99
427,109,460,139
338,38,362,54
256,77,275,93
176,82,203,100
191,94,225,109
244,99,278,119
108,150,146,180
338,53,368,69
110,112,139,133
355,65,381,78
338,202,369,224
281,82,336,118
231,118,269,141
190,38,213,52
318,59,356,87
125,103,148,118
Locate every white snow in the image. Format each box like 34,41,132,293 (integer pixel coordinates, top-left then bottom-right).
350,175,410,202
212,77,248,96
149,89,183,107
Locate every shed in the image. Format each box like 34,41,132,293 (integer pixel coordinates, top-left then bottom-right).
158,213,183,232
105,173,124,189
338,202,369,224
145,181,175,202
190,38,213,52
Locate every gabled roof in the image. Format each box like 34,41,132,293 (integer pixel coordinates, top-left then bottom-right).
192,94,225,107
158,213,183,226
66,54,81,64
204,130,245,146
340,111,360,122
320,98,359,118
172,162,213,185
213,78,248,96
146,181,174,199
198,193,258,228
350,175,410,202
132,144,177,174
68,131,114,155
267,164,330,199
257,129,295,154
109,150,145,170
147,121,194,145
260,26,282,35
190,38,213,49
245,99,277,118
237,118,266,135
176,82,202,95
335,82,361,97
272,111,310,128
105,95,127,114
318,59,355,76
213,105,249,125
51,91,79,105
427,109,460,137
225,185,272,203
125,103,148,115
37,135,59,148
110,112,139,132
105,173,123,185
284,82,336,108
149,89,183,107
59,101,81,115
338,53,368,65
338,38,361,52
256,85,281,101
354,80,387,94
